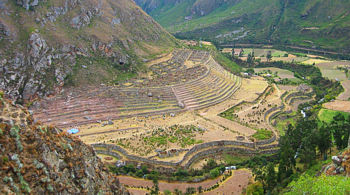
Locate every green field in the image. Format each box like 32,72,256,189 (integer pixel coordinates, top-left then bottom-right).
241,48,287,58
318,108,350,124
254,67,296,79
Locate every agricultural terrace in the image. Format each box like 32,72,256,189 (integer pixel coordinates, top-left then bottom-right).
220,82,313,136
31,49,280,172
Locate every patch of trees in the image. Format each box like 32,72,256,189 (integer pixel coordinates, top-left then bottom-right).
250,114,350,194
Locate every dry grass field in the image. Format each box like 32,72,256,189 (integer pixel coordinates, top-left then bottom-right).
316,61,349,81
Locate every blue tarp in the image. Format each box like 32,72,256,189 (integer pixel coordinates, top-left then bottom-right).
67,128,79,134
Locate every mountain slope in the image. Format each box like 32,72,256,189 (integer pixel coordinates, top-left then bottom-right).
0,92,128,194
0,0,178,102
136,0,350,52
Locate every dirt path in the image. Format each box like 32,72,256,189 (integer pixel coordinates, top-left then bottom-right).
118,170,252,194
338,80,350,101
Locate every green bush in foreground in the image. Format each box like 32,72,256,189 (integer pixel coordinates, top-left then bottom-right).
285,174,350,195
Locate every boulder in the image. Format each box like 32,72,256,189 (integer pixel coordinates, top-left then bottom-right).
178,101,185,109
108,120,114,125
332,156,342,166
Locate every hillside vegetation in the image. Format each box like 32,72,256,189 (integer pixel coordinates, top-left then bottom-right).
136,0,350,52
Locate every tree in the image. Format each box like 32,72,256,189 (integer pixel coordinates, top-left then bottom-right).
209,168,220,178
246,68,255,75
185,187,196,195
278,135,296,182
203,159,217,171
150,178,159,195
266,51,272,62
247,53,255,66
246,182,264,195
266,163,277,192
317,125,332,160
299,133,317,168
174,189,183,195
239,48,244,57
330,114,350,150
252,163,276,193
197,186,203,193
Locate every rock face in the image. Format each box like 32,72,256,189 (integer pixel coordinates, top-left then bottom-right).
0,0,177,102
16,0,40,10
0,93,129,194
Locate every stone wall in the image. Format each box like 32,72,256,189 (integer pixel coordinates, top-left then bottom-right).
256,134,277,146
93,137,279,169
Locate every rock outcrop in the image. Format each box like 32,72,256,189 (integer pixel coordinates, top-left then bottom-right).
0,93,129,194
323,149,350,177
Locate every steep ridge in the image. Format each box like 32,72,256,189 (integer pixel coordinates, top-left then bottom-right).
136,0,350,52
0,0,177,102
0,92,129,194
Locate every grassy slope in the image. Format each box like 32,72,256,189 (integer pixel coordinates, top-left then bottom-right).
318,108,350,124
140,0,350,51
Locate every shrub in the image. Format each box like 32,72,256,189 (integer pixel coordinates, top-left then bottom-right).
285,174,350,195
246,182,264,195
209,168,220,178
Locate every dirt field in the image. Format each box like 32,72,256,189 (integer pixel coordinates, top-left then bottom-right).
324,100,350,113
117,170,251,194
204,170,252,195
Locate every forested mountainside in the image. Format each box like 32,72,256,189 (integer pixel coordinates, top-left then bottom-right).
0,0,177,102
0,93,129,194
136,0,350,52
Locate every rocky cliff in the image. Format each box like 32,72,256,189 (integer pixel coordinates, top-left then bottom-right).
0,0,177,102
0,92,128,194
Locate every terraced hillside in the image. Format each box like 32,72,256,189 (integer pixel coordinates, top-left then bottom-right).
32,50,241,128
136,0,350,52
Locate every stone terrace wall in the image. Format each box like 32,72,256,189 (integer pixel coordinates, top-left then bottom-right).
256,134,277,146
93,137,279,169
